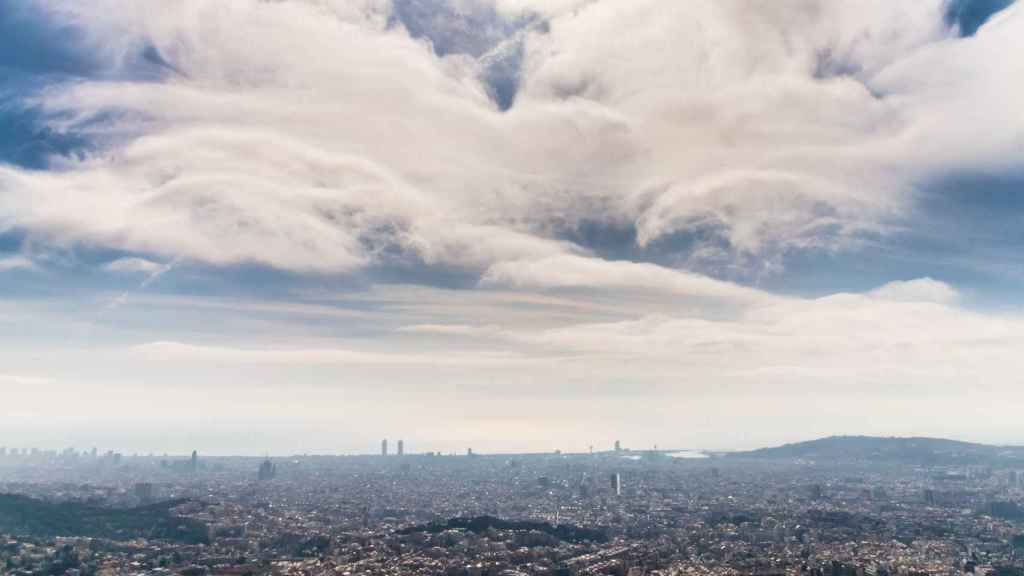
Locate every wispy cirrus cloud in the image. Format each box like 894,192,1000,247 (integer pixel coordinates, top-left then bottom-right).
131,340,547,367
0,254,36,271
103,256,165,274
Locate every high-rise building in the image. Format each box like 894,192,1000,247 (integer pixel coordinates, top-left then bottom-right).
397,439,404,456
381,439,388,456
614,440,621,452
258,458,277,481
610,473,622,496
467,448,474,456
190,450,198,472
134,482,154,504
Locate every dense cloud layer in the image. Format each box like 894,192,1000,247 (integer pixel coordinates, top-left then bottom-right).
0,0,1022,452
1,0,1019,276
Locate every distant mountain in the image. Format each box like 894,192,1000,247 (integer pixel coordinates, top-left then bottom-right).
729,436,1024,465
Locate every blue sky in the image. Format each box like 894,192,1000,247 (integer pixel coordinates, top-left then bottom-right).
1,0,1022,455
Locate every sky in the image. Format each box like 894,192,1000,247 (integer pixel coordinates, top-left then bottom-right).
1,0,1022,456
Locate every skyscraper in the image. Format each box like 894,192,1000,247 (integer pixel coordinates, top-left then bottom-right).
190,450,198,472
614,440,621,452
134,482,154,504
397,439,404,456
381,439,388,456
258,458,277,481
610,473,621,496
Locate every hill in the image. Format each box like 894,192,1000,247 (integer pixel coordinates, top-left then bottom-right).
0,494,210,543
397,515,608,543
729,435,1024,465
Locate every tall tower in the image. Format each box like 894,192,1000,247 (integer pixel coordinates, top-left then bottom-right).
258,458,276,481
610,473,621,496
381,439,388,456
134,482,154,504
397,440,404,456
614,440,621,452
190,450,198,472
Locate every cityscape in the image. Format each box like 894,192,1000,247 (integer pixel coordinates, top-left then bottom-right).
3,0,1024,575
3,437,1024,576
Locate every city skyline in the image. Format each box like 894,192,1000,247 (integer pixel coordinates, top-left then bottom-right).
2,434,1023,460
2,0,1024,453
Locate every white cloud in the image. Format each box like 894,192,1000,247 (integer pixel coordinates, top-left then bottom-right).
4,271,1024,451
103,256,165,274
131,340,545,367
0,373,54,386
481,253,775,306
0,255,36,272
869,277,960,305
398,323,498,336
0,0,1018,275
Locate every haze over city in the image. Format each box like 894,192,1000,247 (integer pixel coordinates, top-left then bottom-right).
2,0,1023,456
